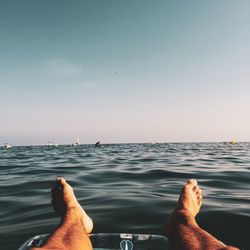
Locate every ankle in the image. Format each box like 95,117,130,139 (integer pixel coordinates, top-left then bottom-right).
174,210,197,226
64,207,83,222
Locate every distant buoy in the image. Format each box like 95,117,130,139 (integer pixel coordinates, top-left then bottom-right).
229,140,237,145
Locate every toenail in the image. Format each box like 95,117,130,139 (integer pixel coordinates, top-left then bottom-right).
188,179,198,185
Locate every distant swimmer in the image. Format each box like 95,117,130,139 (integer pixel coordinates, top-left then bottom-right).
95,141,100,147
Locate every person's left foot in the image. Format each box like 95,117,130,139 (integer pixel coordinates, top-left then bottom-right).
51,178,93,234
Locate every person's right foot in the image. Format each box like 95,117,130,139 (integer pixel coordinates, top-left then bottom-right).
177,179,202,217
51,178,93,234
166,179,202,237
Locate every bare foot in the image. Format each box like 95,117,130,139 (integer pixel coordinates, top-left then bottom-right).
166,179,202,238
177,179,202,217
51,178,93,234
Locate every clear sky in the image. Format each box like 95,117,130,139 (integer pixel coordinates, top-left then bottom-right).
0,0,249,145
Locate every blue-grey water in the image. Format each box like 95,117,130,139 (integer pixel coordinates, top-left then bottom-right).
0,143,249,250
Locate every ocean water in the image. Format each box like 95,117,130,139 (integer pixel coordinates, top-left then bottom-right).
0,143,249,250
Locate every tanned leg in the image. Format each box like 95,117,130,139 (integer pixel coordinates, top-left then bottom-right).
166,179,239,250
32,178,93,250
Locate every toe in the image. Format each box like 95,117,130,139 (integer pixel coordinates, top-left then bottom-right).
57,178,70,191
194,186,202,195
193,185,200,192
197,194,202,201
51,186,60,197
184,179,198,192
187,179,198,186
57,177,66,185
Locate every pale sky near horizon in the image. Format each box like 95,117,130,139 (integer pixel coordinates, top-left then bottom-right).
0,0,249,145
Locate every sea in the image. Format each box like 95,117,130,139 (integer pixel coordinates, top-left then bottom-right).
0,143,249,250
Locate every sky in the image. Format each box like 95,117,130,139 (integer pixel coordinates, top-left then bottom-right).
0,0,249,145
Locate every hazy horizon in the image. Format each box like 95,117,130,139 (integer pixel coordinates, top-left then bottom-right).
2,141,250,147
1,0,249,145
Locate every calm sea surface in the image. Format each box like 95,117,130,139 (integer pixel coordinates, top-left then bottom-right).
0,143,249,250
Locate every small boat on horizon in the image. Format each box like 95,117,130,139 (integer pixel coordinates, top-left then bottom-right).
47,141,58,147
72,137,80,146
3,143,12,149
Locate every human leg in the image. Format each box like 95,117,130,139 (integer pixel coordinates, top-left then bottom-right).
32,178,93,250
165,179,239,250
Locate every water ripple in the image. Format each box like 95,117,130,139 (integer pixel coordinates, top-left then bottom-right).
0,143,249,249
